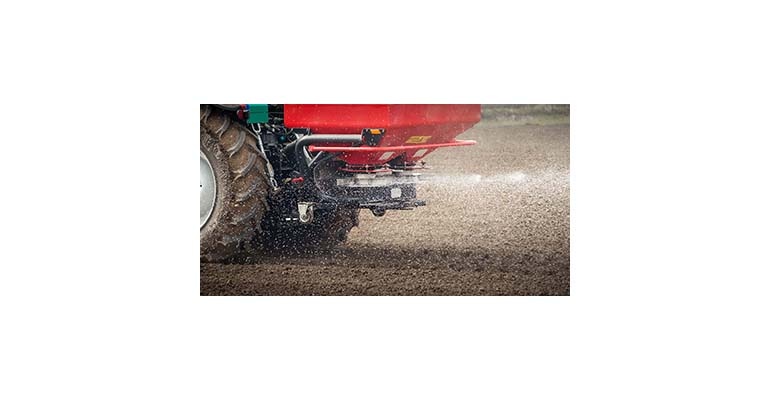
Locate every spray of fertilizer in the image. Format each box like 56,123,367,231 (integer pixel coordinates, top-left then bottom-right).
417,169,569,204
421,172,529,186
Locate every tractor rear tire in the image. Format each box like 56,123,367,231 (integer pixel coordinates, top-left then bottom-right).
200,105,271,262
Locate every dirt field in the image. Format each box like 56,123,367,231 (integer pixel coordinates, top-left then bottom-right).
201,110,569,295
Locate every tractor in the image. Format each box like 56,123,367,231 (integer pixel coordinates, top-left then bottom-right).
200,104,481,260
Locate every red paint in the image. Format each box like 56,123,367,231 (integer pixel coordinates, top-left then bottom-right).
308,139,477,153
284,104,480,165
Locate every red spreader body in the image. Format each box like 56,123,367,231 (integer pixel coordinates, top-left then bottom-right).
284,104,481,166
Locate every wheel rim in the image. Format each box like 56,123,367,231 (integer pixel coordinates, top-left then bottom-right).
200,150,217,229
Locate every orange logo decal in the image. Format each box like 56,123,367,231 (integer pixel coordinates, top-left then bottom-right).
405,136,431,144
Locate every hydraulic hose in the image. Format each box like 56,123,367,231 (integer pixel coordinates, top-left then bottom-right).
284,134,362,175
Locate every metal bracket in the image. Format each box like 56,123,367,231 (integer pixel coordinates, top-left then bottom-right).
298,202,314,224
248,124,279,189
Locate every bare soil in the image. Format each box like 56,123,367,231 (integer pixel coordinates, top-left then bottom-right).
201,119,570,295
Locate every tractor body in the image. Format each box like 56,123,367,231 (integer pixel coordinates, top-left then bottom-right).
200,104,481,259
